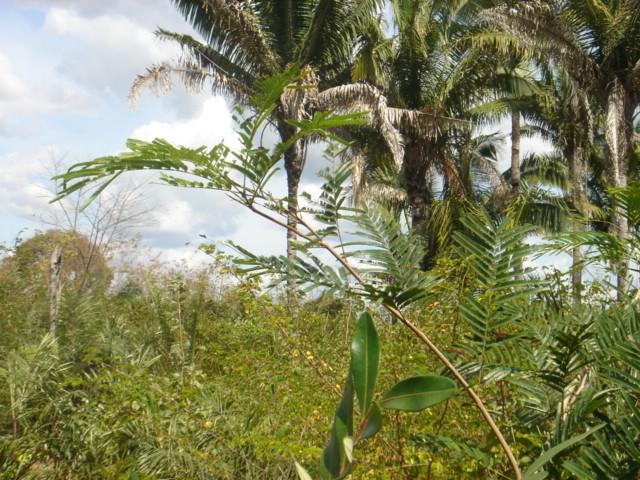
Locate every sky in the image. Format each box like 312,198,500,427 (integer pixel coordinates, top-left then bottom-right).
0,0,289,265
0,0,562,270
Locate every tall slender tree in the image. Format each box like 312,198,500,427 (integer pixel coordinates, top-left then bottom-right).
481,61,595,297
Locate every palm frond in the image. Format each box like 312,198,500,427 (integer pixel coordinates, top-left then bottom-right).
169,0,280,75
453,209,545,370
317,84,405,168
155,28,256,86
130,61,254,105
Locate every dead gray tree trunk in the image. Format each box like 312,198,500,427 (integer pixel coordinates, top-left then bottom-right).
48,245,63,338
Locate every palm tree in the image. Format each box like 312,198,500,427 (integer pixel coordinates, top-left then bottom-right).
475,57,544,197
481,0,640,295
378,0,507,266
480,61,595,298
131,0,403,262
527,69,594,299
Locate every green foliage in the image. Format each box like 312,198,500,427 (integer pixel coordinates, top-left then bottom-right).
232,166,439,310
380,376,457,412
453,210,546,368
303,312,456,480
542,181,640,277
4,226,640,478
523,425,604,480
0,230,112,352
35,63,640,480
351,313,380,415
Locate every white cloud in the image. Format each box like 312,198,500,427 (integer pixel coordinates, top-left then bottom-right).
130,97,239,148
16,0,189,32
0,54,24,99
0,147,60,217
142,245,214,269
43,8,180,96
0,2,278,265
153,196,203,233
0,51,92,120
43,8,171,61
225,210,285,255
0,3,292,263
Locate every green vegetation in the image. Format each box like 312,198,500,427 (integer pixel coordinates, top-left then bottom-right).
3,0,640,478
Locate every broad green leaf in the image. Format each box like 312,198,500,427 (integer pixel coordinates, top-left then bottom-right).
359,402,382,441
523,424,605,480
380,375,457,412
319,459,331,480
351,313,380,414
322,378,354,478
322,417,352,479
295,462,313,480
322,424,341,478
336,376,354,436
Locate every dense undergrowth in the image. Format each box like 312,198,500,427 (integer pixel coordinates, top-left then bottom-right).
0,243,469,479
1,233,639,479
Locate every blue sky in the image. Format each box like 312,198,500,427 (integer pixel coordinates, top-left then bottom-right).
0,0,564,269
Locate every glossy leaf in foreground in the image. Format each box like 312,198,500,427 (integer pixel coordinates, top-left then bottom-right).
380,375,457,412
322,377,354,478
351,312,380,414
359,402,382,441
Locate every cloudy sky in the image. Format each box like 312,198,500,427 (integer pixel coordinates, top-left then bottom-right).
0,0,558,268
0,0,289,264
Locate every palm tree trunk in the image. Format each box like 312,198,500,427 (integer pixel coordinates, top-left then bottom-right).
276,73,314,275
604,80,631,298
511,111,521,193
284,145,303,263
511,111,524,280
350,145,367,206
404,142,429,233
569,144,584,302
404,142,438,270
277,117,306,296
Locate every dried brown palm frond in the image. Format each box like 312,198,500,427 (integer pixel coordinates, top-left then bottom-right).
317,83,404,169
129,62,254,106
367,181,408,215
350,145,368,206
386,107,470,138
278,68,319,122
